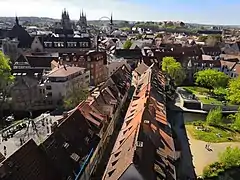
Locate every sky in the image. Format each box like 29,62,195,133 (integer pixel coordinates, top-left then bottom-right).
0,0,240,25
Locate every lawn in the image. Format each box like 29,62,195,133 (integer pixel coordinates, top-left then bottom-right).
198,96,223,105
186,124,240,143
182,86,224,105
182,86,209,95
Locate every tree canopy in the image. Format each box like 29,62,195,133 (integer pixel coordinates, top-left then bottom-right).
227,77,240,104
63,84,89,110
198,35,222,46
194,69,229,89
219,146,240,169
0,51,14,112
203,146,240,178
162,57,186,86
206,107,222,126
123,39,133,49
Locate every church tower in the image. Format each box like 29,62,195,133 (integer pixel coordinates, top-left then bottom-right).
78,10,88,32
61,8,72,29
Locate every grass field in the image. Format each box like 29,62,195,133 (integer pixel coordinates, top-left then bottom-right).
182,86,224,105
186,124,240,143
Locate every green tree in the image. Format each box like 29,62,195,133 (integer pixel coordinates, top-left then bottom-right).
227,107,240,130
63,84,89,110
227,77,240,104
120,27,130,31
136,34,143,39
194,69,229,90
123,39,133,49
206,36,218,47
198,35,208,42
162,57,177,72
219,146,240,168
206,107,222,126
0,51,14,117
162,57,186,86
155,33,163,38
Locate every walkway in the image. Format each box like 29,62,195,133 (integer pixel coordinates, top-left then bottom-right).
187,131,240,176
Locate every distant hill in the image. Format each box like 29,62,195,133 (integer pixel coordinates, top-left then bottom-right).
0,16,239,29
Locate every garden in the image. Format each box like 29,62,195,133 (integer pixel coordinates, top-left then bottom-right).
182,68,239,106
186,107,240,143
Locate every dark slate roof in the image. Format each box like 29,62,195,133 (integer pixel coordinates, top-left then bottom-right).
8,24,33,48
14,53,54,69
197,30,222,35
201,46,222,55
26,55,54,68
54,28,74,35
0,29,10,39
115,49,142,59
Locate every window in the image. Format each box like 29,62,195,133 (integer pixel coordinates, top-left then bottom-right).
91,64,94,68
88,129,94,137
47,92,52,97
46,85,52,90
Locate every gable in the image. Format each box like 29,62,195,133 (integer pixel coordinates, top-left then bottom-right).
31,37,44,52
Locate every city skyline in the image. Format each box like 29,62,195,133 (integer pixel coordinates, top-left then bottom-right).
0,0,240,25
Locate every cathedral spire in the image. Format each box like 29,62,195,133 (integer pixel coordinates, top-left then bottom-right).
82,9,84,17
15,16,19,26
110,13,113,25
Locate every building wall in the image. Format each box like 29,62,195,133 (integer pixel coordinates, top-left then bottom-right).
2,39,19,63
43,70,90,105
31,37,44,52
11,76,42,111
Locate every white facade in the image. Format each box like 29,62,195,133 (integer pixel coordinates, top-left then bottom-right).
106,59,128,78
40,65,90,105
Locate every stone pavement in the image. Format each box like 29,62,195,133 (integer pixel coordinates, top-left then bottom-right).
0,113,63,158
187,130,240,176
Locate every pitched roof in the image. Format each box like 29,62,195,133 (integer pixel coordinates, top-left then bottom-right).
134,62,149,76
8,24,32,48
220,60,237,70
47,65,86,78
103,66,177,180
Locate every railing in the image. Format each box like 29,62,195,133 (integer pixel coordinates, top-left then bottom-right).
75,148,94,180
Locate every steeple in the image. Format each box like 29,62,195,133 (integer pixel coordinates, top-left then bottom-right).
110,13,113,25
15,16,19,26
82,9,84,17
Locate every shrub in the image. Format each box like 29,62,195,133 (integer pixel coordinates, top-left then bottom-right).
206,107,222,126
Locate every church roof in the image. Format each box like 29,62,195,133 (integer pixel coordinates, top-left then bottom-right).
8,20,32,48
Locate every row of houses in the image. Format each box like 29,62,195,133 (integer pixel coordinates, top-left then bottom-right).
102,64,180,180
0,64,132,180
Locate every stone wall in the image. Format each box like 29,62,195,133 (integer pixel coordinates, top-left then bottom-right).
201,104,239,112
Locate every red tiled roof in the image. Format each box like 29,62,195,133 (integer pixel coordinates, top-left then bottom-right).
103,66,176,180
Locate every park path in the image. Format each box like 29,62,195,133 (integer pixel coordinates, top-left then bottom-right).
187,130,240,176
